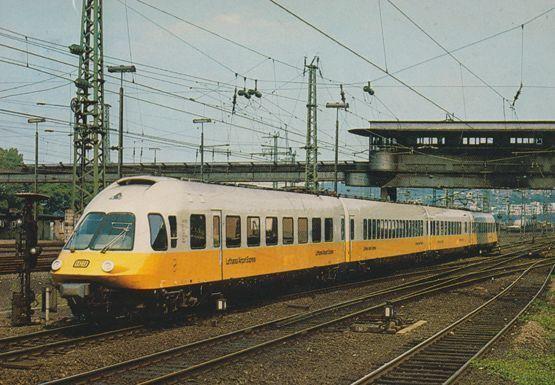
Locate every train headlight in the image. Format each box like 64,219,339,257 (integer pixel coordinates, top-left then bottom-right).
51,259,62,271
101,260,115,273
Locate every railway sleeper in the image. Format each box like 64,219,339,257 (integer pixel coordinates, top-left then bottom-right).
404,361,467,369
379,372,449,382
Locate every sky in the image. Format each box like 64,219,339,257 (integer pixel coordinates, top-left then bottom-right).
0,0,554,165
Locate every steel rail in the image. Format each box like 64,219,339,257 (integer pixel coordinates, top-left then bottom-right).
275,238,550,303
349,260,555,385
39,247,551,385
0,325,143,363
2,241,538,364
136,258,555,385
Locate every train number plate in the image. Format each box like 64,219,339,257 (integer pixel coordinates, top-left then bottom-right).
73,259,90,268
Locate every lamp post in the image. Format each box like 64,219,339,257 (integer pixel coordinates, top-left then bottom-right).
149,147,160,165
27,117,46,195
107,65,136,179
325,101,349,193
36,101,75,163
193,118,212,182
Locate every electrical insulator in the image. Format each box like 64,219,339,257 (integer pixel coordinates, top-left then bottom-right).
363,81,374,95
247,80,262,98
232,87,237,114
340,84,346,103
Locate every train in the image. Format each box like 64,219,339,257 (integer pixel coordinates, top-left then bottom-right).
51,176,498,319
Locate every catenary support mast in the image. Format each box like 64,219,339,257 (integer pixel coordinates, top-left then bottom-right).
69,0,106,214
304,57,319,191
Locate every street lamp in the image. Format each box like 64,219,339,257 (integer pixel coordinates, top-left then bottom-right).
193,118,212,182
107,64,136,179
27,117,46,195
149,147,161,165
325,101,349,193
36,101,75,163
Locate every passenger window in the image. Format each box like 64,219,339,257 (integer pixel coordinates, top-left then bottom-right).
169,215,178,248
247,216,260,247
341,218,345,240
213,215,220,248
148,214,168,251
266,217,278,246
298,217,308,244
190,215,206,249
312,218,322,243
324,218,333,242
283,217,294,244
226,216,241,248
350,219,355,240
363,219,367,240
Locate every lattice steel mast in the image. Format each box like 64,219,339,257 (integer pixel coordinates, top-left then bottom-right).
69,0,106,214
304,57,319,190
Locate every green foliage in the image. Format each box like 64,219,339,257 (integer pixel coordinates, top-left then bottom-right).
475,353,555,385
0,147,28,211
525,292,555,338
473,288,555,385
0,147,71,214
39,183,72,215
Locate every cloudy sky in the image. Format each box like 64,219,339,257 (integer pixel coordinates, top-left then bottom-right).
0,0,553,165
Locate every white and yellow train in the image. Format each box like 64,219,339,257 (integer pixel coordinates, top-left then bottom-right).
51,176,497,318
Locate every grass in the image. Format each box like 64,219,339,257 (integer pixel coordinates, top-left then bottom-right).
471,277,555,385
475,352,555,385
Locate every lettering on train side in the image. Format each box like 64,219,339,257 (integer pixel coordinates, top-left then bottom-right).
226,256,256,265
415,242,424,245
315,249,334,256
363,246,376,251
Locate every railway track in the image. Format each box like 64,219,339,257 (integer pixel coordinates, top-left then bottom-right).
1,240,544,365
275,238,553,303
349,260,554,385
0,323,144,367
39,245,553,385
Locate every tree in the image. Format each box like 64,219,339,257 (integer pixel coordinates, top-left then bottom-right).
0,147,71,215
40,183,72,215
0,148,28,211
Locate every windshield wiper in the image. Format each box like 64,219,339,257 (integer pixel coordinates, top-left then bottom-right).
100,227,129,254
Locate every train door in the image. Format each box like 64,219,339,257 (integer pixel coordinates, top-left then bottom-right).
341,216,346,261
211,209,223,280
349,215,355,261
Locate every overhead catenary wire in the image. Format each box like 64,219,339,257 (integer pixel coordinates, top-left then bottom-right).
341,6,555,87
0,43,364,158
385,0,508,102
377,0,388,72
0,107,269,161
266,0,554,141
2,5,552,166
131,0,304,72
267,0,466,119
0,51,365,160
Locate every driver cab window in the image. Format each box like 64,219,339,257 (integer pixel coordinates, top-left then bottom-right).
148,214,168,251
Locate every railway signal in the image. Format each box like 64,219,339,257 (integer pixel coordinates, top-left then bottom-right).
11,192,49,326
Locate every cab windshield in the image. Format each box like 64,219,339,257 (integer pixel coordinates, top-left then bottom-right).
65,212,135,251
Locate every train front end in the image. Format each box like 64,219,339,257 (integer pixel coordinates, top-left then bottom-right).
50,177,164,319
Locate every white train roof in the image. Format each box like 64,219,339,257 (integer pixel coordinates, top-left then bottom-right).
84,176,495,222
